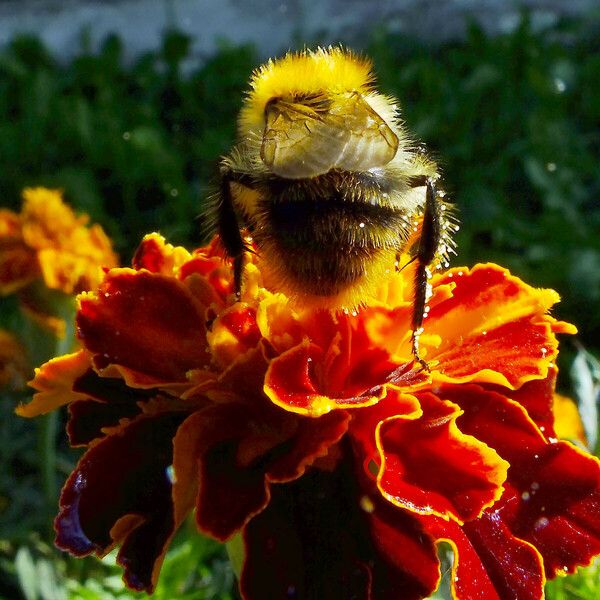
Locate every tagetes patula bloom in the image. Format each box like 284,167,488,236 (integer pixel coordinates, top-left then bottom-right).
17,233,600,599
0,188,118,335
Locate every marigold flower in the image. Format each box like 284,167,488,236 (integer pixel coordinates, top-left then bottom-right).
0,187,117,295
17,233,600,599
0,187,118,337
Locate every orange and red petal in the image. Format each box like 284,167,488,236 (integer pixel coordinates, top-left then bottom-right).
349,388,422,468
424,264,573,389
55,412,187,593
264,340,397,417
240,464,440,600
77,269,210,383
17,351,92,417
377,392,508,523
132,233,191,275
449,385,600,577
430,316,561,389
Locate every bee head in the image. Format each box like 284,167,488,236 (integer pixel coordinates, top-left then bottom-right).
238,46,375,137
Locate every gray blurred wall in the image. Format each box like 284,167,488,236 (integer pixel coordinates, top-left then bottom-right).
0,0,596,61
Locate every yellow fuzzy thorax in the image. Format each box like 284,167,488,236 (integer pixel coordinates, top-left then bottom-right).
239,47,374,133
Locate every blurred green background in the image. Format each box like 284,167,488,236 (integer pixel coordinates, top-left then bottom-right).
1,11,600,600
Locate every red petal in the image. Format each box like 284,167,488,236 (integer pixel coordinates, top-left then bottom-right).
132,235,170,273
364,495,441,599
377,392,508,523
77,270,209,382
507,367,557,437
131,234,192,275
179,255,233,300
422,512,544,600
451,385,600,576
350,388,422,470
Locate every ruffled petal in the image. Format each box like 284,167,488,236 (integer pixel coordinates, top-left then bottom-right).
77,270,210,382
173,401,348,541
377,392,508,523
422,512,544,600
55,413,186,592
349,388,422,468
451,385,600,576
17,351,91,417
265,341,383,416
132,233,191,275
505,367,557,437
424,264,574,389
66,369,157,445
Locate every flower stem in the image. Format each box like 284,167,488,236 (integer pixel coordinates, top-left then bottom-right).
20,291,77,537
37,411,58,528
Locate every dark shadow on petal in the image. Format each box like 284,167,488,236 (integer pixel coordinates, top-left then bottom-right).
240,452,439,600
67,369,157,445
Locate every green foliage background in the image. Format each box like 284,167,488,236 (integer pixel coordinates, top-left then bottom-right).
1,13,600,599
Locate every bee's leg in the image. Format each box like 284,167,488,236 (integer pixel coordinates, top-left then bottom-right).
217,169,250,299
411,178,442,371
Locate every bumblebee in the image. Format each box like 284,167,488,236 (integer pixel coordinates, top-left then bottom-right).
207,47,456,366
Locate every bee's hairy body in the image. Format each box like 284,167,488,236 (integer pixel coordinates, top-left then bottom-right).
226,166,423,300
207,47,457,366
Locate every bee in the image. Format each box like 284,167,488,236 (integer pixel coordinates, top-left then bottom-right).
207,47,456,368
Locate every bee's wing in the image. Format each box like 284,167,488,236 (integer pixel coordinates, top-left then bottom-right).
261,92,399,179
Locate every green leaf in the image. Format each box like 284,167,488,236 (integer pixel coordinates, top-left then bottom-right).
15,547,39,600
570,347,600,453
